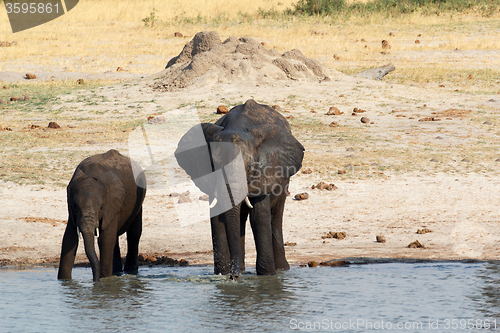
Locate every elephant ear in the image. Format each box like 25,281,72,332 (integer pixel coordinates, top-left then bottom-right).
174,123,223,194
94,171,125,231
246,124,304,195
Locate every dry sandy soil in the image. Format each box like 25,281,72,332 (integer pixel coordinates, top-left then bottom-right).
1,32,500,272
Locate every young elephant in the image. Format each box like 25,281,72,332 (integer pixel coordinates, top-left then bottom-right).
57,149,146,282
175,99,304,279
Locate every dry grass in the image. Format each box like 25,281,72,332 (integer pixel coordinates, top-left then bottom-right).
0,0,499,90
0,1,499,186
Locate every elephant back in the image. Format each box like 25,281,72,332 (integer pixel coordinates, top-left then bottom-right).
215,99,292,132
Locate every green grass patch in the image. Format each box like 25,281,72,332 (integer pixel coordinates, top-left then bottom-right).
290,0,500,17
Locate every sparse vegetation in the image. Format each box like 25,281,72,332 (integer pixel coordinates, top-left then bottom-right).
292,0,500,17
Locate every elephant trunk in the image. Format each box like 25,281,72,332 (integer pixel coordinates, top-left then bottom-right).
224,204,242,280
82,231,100,282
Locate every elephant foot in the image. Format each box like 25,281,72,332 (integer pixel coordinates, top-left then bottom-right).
275,261,290,271
123,264,139,275
230,274,239,281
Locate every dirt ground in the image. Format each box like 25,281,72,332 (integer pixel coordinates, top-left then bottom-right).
1,32,500,271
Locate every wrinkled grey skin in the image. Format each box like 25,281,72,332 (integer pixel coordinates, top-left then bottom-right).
175,99,304,279
57,150,146,282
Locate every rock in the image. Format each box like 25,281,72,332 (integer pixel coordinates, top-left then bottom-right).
147,115,166,124
77,79,84,84
138,254,188,267
419,117,441,122
199,194,209,201
360,117,370,124
468,74,474,80
308,261,318,267
29,124,40,129
461,158,470,163
25,73,36,79
312,182,337,190
285,115,294,119
217,105,228,114
408,240,425,248
483,121,492,125
174,32,184,37
116,67,127,72
284,242,297,246
430,158,439,162
416,228,432,234
311,30,326,35
47,122,60,129
346,147,355,152
0,41,12,47
178,195,192,203
271,105,281,111
376,235,386,243
21,95,31,101
381,40,391,49
415,40,420,44
10,97,17,101
319,260,350,267
353,107,366,113
353,63,395,80
326,106,343,115
171,190,190,197
329,121,339,127
294,192,309,200
322,231,346,240
301,168,312,174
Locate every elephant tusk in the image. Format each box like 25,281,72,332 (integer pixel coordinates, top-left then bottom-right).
76,226,81,240
209,198,217,209
95,228,99,238
244,196,253,209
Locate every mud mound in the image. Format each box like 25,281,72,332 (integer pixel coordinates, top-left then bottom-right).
152,31,335,91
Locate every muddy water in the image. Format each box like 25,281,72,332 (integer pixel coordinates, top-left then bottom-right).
1,262,500,332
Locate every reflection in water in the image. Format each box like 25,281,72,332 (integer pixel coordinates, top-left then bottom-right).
204,272,297,331
59,274,153,331
474,261,500,319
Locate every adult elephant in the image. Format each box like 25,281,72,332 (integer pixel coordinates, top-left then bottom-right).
57,149,147,282
175,99,304,280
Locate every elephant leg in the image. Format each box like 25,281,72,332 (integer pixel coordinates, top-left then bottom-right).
249,195,276,275
58,220,79,280
271,190,290,271
98,228,117,279
211,215,230,275
240,209,249,272
113,236,123,275
124,209,142,274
